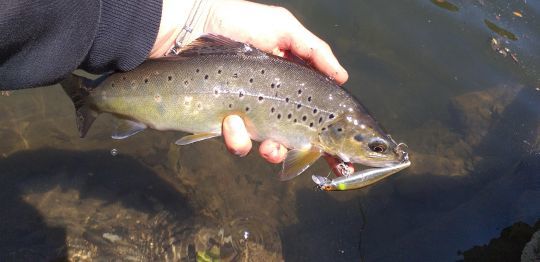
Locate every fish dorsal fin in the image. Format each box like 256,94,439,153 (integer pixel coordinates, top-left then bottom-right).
279,148,322,181
173,34,268,58
111,119,147,139
175,132,221,145
165,34,318,72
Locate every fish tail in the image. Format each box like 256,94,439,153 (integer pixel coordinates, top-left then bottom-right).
60,74,99,138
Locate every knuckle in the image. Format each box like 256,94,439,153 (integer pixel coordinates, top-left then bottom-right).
320,41,331,52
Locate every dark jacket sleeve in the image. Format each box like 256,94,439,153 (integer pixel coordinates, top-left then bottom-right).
0,0,162,90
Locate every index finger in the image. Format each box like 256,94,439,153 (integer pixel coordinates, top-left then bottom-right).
282,26,349,85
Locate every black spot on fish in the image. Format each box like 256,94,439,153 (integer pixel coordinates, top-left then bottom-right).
245,107,250,112
302,115,307,121
309,122,314,127
298,89,302,95
261,69,265,74
249,78,253,83
122,76,126,81
197,103,202,109
319,117,323,123
218,69,222,74
204,74,209,80
271,83,275,88
214,89,218,95
322,127,327,131
271,107,275,113
233,73,238,78
144,78,149,83
277,83,281,88
168,76,172,81
239,91,244,98
297,104,302,109
329,114,335,119
258,96,264,101
196,69,200,73
277,113,282,119
184,80,189,85
285,97,290,103
294,119,298,123
337,127,343,132
313,108,318,114
287,113,292,119
229,103,232,108
111,83,115,87
308,96,312,102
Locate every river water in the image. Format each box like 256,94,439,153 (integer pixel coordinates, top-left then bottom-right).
0,0,539,261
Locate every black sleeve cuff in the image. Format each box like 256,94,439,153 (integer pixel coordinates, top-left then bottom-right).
80,0,162,73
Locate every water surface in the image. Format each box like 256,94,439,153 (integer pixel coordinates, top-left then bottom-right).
1,0,539,261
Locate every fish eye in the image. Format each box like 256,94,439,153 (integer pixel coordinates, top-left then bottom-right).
368,138,388,153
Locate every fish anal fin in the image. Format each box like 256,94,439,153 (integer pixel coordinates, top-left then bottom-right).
111,120,147,139
279,148,322,181
175,132,221,145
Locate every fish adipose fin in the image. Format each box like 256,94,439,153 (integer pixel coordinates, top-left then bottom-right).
61,73,106,138
279,148,322,181
175,132,221,145
111,120,147,139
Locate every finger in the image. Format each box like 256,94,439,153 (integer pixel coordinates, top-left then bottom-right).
222,115,252,157
284,28,349,85
259,140,287,164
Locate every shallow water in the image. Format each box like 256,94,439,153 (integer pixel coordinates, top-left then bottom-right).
1,0,539,261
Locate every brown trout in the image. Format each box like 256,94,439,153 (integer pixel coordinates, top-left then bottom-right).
62,35,408,184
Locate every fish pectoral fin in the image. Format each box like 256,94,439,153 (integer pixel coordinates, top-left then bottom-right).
111,119,147,139
175,132,221,145
279,148,322,181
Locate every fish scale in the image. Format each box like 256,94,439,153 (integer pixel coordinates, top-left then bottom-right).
62,34,407,185
97,53,355,149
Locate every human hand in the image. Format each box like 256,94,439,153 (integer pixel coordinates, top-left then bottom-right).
150,0,348,164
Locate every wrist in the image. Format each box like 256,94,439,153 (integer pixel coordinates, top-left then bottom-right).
149,0,218,58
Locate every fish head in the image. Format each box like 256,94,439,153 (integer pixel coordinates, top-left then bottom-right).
318,112,407,167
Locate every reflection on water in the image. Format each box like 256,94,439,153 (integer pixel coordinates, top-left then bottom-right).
1,0,539,261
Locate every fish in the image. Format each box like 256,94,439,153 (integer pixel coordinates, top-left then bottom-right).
62,34,409,185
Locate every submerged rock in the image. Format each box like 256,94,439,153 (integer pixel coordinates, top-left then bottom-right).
521,230,540,262
449,85,523,147
460,220,540,262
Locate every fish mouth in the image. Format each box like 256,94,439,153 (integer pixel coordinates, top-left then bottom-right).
346,142,410,168
394,143,409,162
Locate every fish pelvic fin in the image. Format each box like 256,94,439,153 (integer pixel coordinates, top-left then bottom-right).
60,73,103,138
279,147,322,181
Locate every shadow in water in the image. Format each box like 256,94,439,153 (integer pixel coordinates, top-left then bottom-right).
280,86,539,262
0,148,193,261
280,188,365,262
